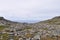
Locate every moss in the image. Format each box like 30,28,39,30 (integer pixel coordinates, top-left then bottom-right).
0,25,5,30
0,33,9,40
0,25,9,30
43,28,48,30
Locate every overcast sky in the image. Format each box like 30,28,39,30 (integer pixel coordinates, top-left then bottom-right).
0,0,60,23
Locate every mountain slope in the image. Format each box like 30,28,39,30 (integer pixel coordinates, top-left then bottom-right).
0,17,28,29
35,16,60,25
0,16,60,40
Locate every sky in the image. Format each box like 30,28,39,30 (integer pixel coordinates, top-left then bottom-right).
0,0,60,23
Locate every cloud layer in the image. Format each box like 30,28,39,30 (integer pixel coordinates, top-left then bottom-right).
0,0,60,23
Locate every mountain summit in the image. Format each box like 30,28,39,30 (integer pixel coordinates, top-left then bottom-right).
52,16,60,19
0,17,5,20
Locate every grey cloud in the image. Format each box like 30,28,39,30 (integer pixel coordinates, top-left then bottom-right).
0,0,60,22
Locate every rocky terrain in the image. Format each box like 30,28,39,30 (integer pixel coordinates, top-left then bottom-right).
0,16,60,40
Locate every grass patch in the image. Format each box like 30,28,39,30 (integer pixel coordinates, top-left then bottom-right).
0,25,8,30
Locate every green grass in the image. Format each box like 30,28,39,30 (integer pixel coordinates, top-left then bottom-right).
0,33,9,40
0,25,8,30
